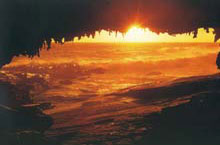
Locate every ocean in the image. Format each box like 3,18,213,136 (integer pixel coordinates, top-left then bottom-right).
0,43,219,144
2,43,219,96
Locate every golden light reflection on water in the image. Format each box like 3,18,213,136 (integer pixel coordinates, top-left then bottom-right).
2,43,219,99
6,42,220,67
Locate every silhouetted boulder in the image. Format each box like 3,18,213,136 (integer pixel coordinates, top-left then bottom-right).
0,104,53,132
0,81,53,133
217,52,220,69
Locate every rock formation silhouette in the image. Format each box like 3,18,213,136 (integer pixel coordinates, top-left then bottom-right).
0,0,220,67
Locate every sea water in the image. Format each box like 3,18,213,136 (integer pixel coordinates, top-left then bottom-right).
0,43,219,144
2,43,219,97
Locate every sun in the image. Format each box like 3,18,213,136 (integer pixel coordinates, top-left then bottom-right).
124,26,145,42
124,25,158,42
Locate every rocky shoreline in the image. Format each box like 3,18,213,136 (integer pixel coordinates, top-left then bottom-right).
1,74,220,145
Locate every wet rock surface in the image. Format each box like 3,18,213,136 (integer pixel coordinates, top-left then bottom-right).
0,81,54,145
136,91,220,145
45,74,220,145
1,73,220,145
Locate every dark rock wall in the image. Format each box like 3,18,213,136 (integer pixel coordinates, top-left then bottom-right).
0,0,220,67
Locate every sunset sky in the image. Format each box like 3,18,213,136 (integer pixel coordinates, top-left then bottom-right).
73,27,218,43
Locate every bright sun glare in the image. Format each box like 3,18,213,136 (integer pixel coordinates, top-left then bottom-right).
124,25,157,42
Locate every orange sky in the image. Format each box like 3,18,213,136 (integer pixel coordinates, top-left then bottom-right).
70,26,219,43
